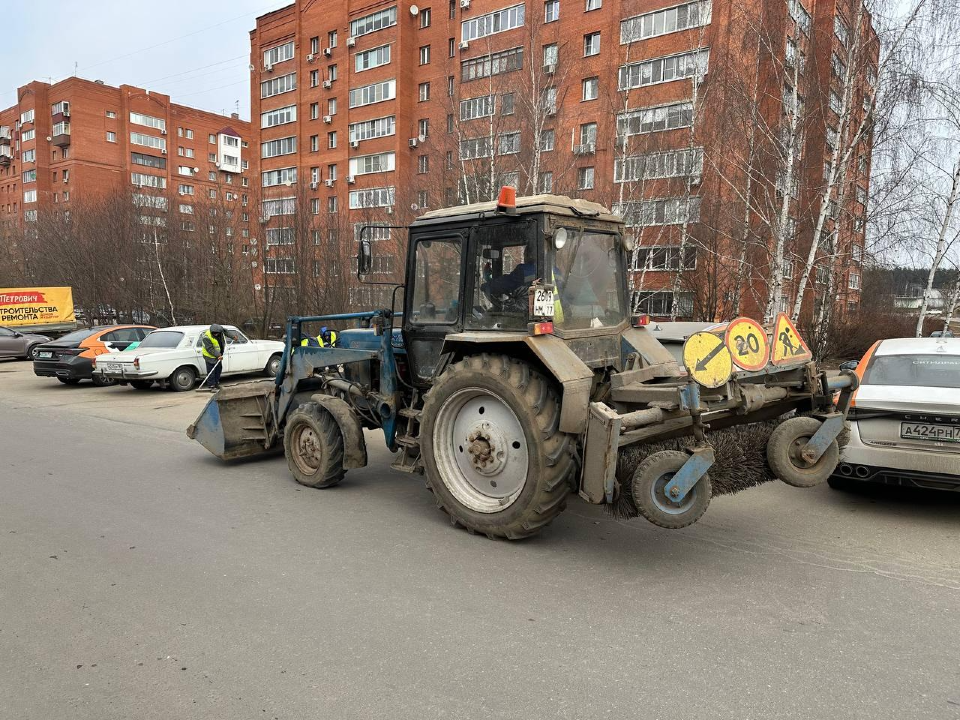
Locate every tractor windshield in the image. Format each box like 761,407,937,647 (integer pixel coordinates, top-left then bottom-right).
550,230,627,330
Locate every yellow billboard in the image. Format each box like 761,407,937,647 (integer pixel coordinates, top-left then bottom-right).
0,287,76,328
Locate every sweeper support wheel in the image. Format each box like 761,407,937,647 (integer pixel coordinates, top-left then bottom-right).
766,416,839,488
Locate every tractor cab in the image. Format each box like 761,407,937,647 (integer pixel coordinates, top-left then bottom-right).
358,190,632,385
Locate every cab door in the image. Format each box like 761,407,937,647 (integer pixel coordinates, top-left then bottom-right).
402,231,466,385
222,329,260,374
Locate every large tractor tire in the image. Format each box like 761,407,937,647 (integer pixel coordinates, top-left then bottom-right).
420,354,576,540
283,401,346,489
767,416,838,488
631,450,712,529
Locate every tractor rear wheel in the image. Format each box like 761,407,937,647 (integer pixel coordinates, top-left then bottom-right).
284,401,346,488
420,354,575,540
631,450,712,529
767,416,838,488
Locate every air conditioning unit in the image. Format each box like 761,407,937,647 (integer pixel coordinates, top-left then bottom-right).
347,175,356,184
544,64,556,75
323,47,332,57
385,206,393,215
546,107,557,117
350,140,360,148
161,149,167,154
460,0,470,7
310,181,319,190
324,178,335,187
323,79,333,89
458,40,469,51
408,138,418,148
215,161,221,168
347,37,356,47
264,62,274,73
307,53,316,62
160,129,167,135
323,115,333,123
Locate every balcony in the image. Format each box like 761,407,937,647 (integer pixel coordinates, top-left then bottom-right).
0,126,10,145
0,148,11,166
573,143,596,156
51,124,71,147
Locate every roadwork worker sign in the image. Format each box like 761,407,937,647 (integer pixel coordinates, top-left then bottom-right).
683,331,734,388
770,312,812,366
0,287,75,328
724,317,770,372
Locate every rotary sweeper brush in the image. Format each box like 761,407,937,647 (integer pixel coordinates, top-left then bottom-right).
188,190,857,538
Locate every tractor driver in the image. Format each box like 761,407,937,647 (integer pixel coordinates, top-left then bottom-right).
482,245,536,299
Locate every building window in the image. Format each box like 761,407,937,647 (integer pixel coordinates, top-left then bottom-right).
544,0,559,23
540,171,553,193
631,290,694,317
586,0,601,10
849,272,860,290
311,36,320,54
262,167,297,187
540,129,555,151
620,1,712,43
261,104,296,128
419,82,431,101
261,136,297,158
632,246,697,271
418,118,430,137
356,44,391,73
178,147,195,158
106,131,117,143
311,198,321,215
209,134,217,144
418,155,430,173
350,6,397,37
310,69,320,88
328,196,338,213
543,43,558,68
852,244,863,262
349,152,396,176
501,93,515,115
420,7,432,27
461,46,524,82
460,95,495,120
462,4,525,41
311,135,320,152
130,132,166,151
448,76,455,96
178,184,194,195
265,258,296,275
106,110,117,119
328,64,338,81
328,30,338,48
261,72,297,98
349,79,397,108
619,49,709,89
328,164,338,180
578,167,595,189
614,147,704,182
420,45,431,65
264,41,295,67
584,32,600,57
582,77,599,101
328,131,338,149
450,0,456,18
618,101,694,136
614,196,702,227
349,115,396,142
446,151,454,169
310,102,320,120
417,190,429,209
130,112,166,132
834,15,849,45
543,86,557,113
208,171,217,181
328,98,337,115
349,186,395,209
788,0,812,34
449,38,456,57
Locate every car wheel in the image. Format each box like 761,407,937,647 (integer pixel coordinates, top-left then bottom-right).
57,378,81,385
169,366,198,392
264,353,282,377
26,344,42,361
92,374,118,387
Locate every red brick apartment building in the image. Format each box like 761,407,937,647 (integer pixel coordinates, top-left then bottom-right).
250,0,876,321
0,77,253,237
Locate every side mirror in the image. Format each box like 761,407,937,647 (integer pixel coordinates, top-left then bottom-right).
358,238,372,275
839,360,858,371
13,331,22,338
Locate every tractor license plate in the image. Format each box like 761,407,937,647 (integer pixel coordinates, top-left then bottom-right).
533,288,555,318
37,351,52,359
900,422,960,443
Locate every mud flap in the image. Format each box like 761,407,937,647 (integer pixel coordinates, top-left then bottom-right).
311,394,368,469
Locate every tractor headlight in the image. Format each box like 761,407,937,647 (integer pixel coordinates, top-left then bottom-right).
553,228,568,249
621,234,636,252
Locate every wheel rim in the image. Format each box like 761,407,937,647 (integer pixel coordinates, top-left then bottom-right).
788,435,816,468
177,371,193,389
290,423,322,477
433,387,529,513
268,358,280,374
650,471,698,515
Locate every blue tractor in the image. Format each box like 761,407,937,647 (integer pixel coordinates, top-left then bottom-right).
188,191,856,538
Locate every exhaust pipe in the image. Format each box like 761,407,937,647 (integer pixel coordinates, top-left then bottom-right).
838,463,853,476
854,465,870,478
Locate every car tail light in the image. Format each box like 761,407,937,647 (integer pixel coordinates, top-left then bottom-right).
632,314,650,327
530,321,554,336
133,357,140,369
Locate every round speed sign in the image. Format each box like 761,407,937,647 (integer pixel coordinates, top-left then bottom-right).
724,317,770,372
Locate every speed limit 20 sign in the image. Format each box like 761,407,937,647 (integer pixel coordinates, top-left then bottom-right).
724,317,770,372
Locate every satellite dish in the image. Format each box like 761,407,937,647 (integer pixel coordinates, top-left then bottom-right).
410,4,419,14
254,283,262,291
251,262,258,268
248,64,255,72
410,203,420,211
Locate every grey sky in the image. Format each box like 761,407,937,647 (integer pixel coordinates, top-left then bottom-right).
1,1,291,119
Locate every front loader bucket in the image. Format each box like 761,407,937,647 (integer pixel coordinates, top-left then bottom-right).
186,380,281,461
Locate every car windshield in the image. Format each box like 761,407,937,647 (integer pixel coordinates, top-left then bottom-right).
863,354,960,389
57,329,98,343
137,331,184,349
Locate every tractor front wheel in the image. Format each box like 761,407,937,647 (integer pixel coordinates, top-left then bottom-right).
767,416,838,488
284,402,346,488
420,354,575,540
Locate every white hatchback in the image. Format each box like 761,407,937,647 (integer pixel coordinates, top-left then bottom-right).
831,337,960,491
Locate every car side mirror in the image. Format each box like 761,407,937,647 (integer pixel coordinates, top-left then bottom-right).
358,238,372,275
13,331,22,338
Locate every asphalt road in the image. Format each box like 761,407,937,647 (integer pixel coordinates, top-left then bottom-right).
1,360,959,719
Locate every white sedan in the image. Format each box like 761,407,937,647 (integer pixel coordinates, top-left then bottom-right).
93,325,284,391
831,337,960,491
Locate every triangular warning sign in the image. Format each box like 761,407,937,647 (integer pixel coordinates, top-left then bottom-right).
770,312,812,365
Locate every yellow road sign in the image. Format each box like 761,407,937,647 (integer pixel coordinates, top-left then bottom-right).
725,317,770,372
682,331,734,388
770,312,813,365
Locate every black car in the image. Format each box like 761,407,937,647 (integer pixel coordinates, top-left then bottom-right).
32,326,154,385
